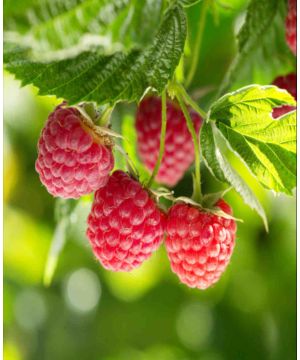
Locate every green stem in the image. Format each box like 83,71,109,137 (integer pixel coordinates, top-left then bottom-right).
147,90,167,187
185,0,210,88
176,83,207,119
99,105,115,126
176,93,202,202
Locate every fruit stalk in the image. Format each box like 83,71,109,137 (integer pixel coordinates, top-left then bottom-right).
185,0,210,88
176,82,207,119
176,93,202,203
147,89,167,187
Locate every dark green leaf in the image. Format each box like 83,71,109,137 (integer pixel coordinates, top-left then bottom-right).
219,0,294,93
118,0,165,46
4,4,186,105
4,0,130,51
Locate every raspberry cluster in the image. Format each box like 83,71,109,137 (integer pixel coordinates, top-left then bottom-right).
136,96,202,187
36,104,114,199
36,101,237,290
272,73,297,118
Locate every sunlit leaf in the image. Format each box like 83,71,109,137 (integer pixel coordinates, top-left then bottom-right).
201,122,268,230
209,85,296,194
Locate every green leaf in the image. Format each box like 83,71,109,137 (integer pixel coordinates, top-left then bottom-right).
4,4,186,105
200,121,227,183
201,122,268,230
219,0,294,93
238,0,278,53
209,85,296,194
118,0,165,46
4,0,166,52
4,0,130,51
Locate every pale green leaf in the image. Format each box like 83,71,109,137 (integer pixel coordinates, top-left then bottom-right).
210,85,296,126
200,122,268,230
209,85,296,194
218,123,296,194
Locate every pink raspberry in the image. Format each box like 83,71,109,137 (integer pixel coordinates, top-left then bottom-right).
86,170,165,271
136,96,202,187
35,103,114,199
286,0,296,55
165,199,236,290
272,73,297,118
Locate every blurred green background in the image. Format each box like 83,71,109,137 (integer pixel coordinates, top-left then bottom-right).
4,1,296,360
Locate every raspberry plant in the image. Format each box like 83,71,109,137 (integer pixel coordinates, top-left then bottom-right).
4,0,296,290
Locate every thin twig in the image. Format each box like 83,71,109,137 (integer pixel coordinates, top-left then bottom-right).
147,89,167,187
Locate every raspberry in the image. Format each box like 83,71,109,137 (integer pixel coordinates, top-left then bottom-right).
136,96,202,187
286,0,296,55
272,73,297,118
165,199,236,289
35,103,114,199
86,170,165,271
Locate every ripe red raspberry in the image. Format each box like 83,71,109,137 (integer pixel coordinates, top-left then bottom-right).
86,170,165,271
136,96,202,187
272,73,297,118
165,199,236,289
286,0,296,55
35,103,114,199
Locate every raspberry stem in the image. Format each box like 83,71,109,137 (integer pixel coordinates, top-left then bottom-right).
185,0,210,88
176,93,202,203
176,83,207,119
99,105,115,126
147,89,167,187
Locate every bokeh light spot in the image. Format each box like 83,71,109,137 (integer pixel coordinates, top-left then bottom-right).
176,302,214,350
63,268,101,314
103,250,164,302
14,289,47,331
